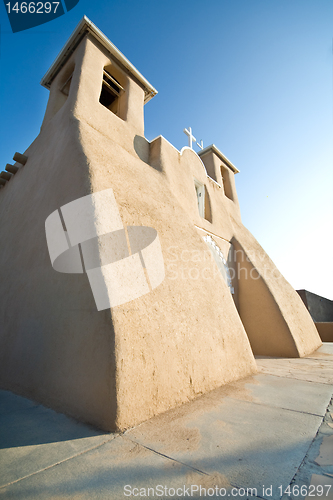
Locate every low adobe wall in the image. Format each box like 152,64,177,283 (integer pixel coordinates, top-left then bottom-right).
315,323,333,342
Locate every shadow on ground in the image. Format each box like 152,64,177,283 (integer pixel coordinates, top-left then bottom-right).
0,390,106,449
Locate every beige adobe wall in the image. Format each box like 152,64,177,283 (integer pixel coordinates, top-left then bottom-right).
78,130,257,429
0,98,118,431
0,33,257,431
229,220,322,357
148,137,321,358
149,138,238,239
199,149,240,216
0,25,322,432
188,147,321,358
74,36,147,153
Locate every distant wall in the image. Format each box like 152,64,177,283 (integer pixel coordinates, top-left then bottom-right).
297,290,333,322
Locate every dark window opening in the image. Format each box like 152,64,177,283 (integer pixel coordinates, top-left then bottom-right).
99,69,124,115
221,166,233,201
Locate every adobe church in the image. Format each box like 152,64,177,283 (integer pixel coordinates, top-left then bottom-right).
0,17,321,431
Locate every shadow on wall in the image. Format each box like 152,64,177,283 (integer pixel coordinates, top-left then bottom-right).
133,135,151,166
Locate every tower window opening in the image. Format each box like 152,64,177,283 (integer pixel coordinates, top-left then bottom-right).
221,165,233,201
60,73,73,96
100,69,124,115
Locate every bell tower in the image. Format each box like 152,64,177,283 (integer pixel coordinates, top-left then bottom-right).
40,16,157,141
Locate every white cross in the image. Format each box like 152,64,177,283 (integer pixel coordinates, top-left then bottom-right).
197,140,204,150
183,127,196,149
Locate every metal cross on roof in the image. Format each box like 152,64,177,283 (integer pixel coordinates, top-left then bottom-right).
183,127,204,150
196,139,204,150
183,127,196,149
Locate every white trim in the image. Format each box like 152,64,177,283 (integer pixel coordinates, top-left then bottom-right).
198,144,239,173
180,146,209,178
149,135,179,153
203,234,234,293
148,136,224,185
194,225,231,243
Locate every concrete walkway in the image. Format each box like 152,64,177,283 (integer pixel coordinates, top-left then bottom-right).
0,344,333,500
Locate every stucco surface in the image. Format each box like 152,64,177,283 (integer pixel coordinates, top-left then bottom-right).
0,22,322,431
0,103,119,430
315,323,333,342
77,120,256,430
230,219,322,357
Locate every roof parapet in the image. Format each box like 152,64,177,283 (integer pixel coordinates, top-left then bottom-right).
198,144,239,174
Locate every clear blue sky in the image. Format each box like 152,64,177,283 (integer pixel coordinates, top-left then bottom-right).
1,0,332,299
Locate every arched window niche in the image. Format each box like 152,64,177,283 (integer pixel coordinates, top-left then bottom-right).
194,179,212,223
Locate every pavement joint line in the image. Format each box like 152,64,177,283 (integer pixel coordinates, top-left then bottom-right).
225,395,328,418
0,434,118,490
254,372,332,385
281,397,333,491
255,354,333,360
255,371,333,386
287,428,320,489
127,433,279,499
255,360,333,365
305,358,333,362
119,392,329,492
123,435,210,477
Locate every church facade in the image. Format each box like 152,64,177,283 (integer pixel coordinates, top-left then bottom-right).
0,17,321,431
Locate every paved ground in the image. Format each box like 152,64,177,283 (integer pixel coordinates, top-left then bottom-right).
0,344,333,500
